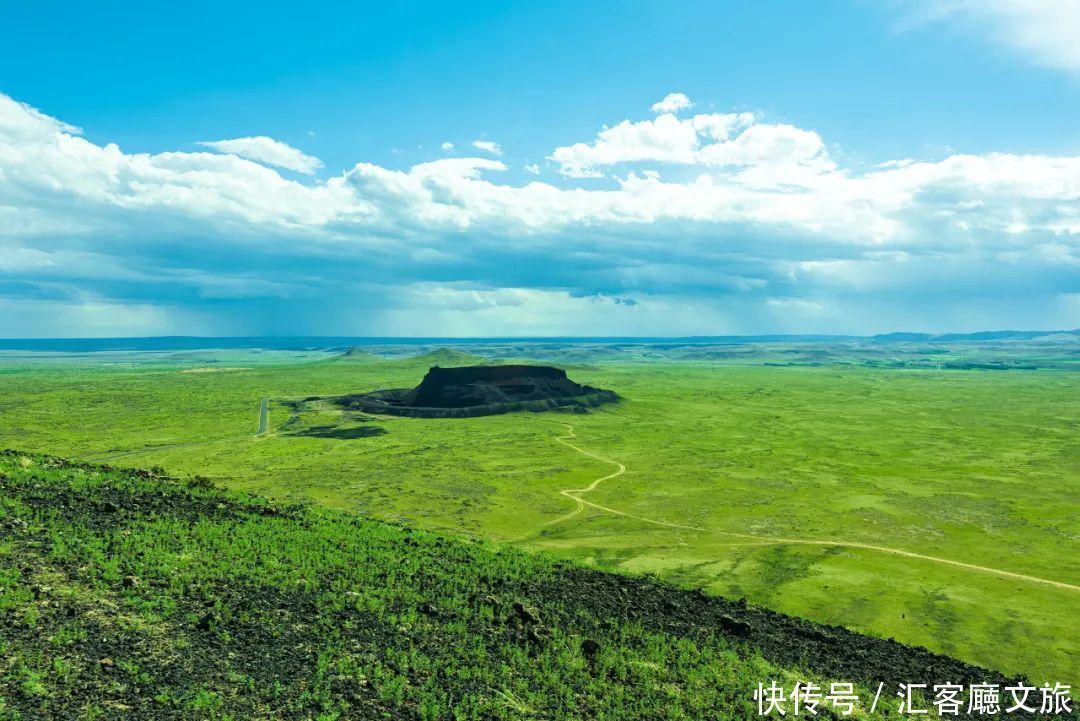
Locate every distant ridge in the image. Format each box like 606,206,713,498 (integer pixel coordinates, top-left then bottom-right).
872,329,1079,342
0,330,1076,353
336,346,379,361
408,348,488,366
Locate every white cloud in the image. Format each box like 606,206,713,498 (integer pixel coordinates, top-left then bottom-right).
472,140,503,156
897,0,1080,75
0,96,82,139
0,91,1077,335
651,92,694,114
524,163,540,175
547,111,834,178
6,91,1080,244
441,141,454,151
197,136,324,175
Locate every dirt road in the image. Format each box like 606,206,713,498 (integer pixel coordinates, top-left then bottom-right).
545,422,1080,593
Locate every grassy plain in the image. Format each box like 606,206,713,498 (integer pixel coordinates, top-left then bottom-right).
3,451,853,719
0,342,1077,686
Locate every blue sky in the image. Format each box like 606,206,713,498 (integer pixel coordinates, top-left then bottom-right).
1,0,1078,336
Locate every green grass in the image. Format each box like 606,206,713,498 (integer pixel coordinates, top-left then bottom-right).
0,344,1076,687
0,451,928,720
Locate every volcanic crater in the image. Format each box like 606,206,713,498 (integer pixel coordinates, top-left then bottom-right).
338,364,619,418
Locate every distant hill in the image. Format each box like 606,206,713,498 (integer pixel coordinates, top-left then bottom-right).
872,329,1079,343
336,346,380,361
408,347,489,366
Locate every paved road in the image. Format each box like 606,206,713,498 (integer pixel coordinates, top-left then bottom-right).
256,398,269,435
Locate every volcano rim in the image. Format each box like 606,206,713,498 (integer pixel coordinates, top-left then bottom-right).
337,364,620,418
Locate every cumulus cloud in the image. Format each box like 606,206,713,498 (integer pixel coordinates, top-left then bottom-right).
441,141,454,151
651,92,694,114
472,140,503,156
197,136,324,174
545,111,835,178
896,0,1080,75
0,91,1077,336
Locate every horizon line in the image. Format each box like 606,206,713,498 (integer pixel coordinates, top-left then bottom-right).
1,328,1077,345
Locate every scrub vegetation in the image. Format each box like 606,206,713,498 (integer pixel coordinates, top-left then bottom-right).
0,451,1018,720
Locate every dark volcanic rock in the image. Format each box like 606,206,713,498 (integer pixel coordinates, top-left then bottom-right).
718,614,752,638
338,365,619,418
407,365,593,408
580,638,601,658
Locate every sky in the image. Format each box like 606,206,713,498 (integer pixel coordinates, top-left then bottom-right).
1,0,1078,337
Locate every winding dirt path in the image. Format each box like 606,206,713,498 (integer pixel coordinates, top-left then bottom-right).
543,423,626,526
543,422,1080,593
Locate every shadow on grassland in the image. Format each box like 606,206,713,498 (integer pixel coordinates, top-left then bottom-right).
287,424,387,440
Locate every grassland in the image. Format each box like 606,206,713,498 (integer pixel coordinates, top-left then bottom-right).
0,340,1077,687
0,451,952,719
